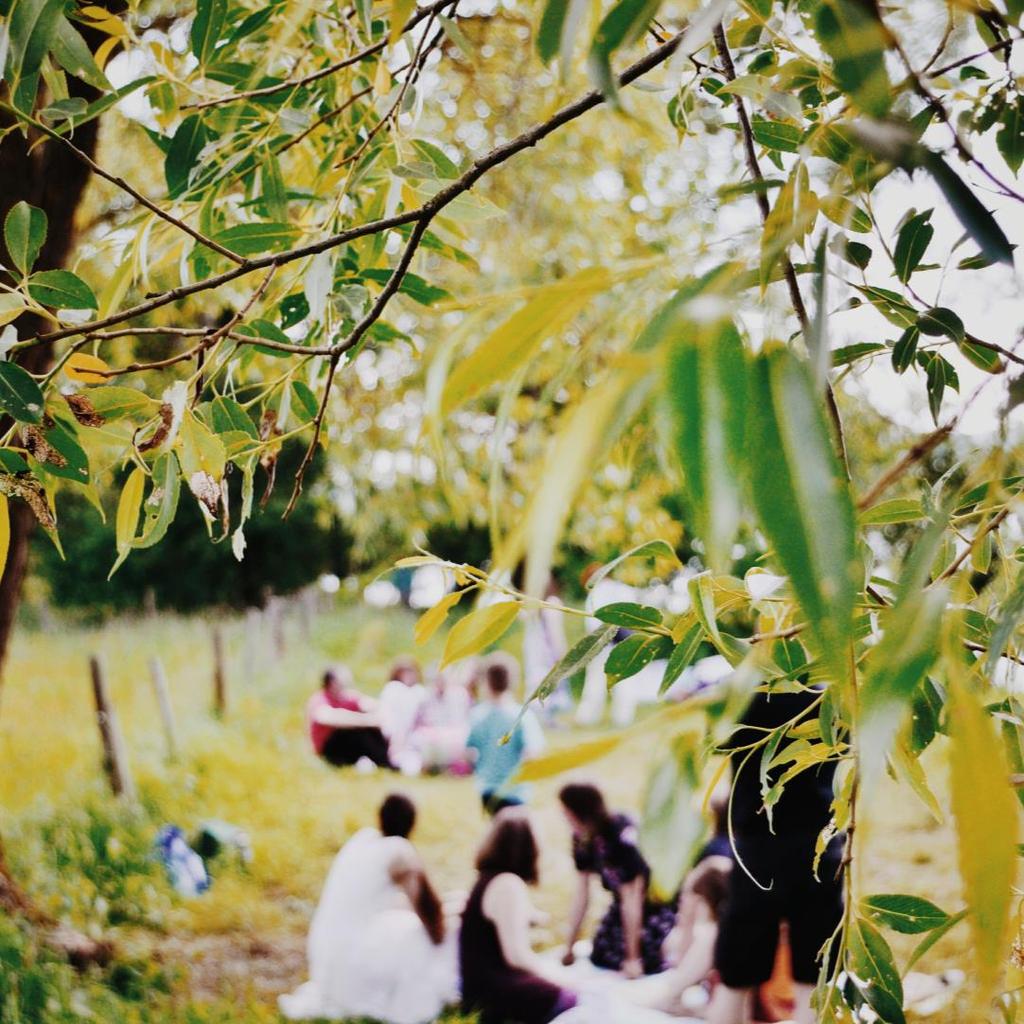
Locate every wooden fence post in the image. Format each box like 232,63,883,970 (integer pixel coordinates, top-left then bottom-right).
212,626,227,719
89,655,136,801
148,656,178,760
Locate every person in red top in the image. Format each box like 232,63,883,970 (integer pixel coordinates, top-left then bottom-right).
307,665,393,769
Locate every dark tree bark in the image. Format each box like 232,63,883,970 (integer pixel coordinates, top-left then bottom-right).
0,15,118,967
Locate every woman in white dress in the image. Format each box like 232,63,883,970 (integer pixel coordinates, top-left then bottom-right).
279,794,457,1024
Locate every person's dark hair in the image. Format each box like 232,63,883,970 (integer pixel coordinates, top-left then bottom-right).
483,651,517,696
322,669,335,689
474,808,539,884
558,782,611,830
688,856,732,922
379,793,416,838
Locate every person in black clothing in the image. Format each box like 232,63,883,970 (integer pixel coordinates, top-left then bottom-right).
707,685,843,1024
559,783,677,978
459,808,578,1024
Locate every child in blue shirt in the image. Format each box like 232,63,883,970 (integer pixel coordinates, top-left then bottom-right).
466,652,545,814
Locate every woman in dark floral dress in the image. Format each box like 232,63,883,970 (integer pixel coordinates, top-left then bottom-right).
559,783,676,978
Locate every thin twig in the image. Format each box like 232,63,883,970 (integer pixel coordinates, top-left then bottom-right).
0,102,245,265
274,83,376,156
284,218,431,514
23,30,686,350
934,506,1011,581
184,0,457,111
713,23,850,474
856,422,953,511
928,37,1016,78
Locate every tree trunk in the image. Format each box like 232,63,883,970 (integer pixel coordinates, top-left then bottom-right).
0,103,100,688
0,15,116,964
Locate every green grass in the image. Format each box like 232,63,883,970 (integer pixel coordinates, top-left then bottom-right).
1,600,978,1022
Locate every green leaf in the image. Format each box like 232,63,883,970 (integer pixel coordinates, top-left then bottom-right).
659,622,705,695
410,138,459,179
360,268,450,306
960,339,1002,374
832,342,884,367
441,600,520,667
4,201,47,275
594,602,663,630
949,680,1019,1009
922,151,1014,266
291,380,319,423
860,894,950,935
917,306,965,340
858,497,924,526
530,624,618,703
260,150,288,222
891,326,918,373
165,115,210,198
820,194,872,233
859,517,947,784
641,739,705,900
605,633,673,685
27,269,98,309
5,0,65,112
133,452,181,549
28,418,90,483
815,0,892,118
86,386,158,420
997,96,1024,174
191,0,228,64
847,918,905,1024
751,116,802,153
666,318,747,571
893,210,933,283
585,539,681,592
212,222,298,256
0,362,45,423
0,449,30,473
586,0,661,105
51,15,110,90
210,396,257,439
745,347,859,683
906,908,968,971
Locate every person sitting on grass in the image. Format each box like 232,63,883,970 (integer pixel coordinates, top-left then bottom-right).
559,782,677,979
379,655,428,773
466,652,545,814
280,793,457,1024
306,665,392,769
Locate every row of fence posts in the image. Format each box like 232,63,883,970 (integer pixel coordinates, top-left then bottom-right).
88,591,323,799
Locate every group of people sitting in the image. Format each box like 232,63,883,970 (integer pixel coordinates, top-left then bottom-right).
306,654,546,808
280,684,843,1024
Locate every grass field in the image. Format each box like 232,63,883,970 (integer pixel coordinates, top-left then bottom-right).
0,598,984,1022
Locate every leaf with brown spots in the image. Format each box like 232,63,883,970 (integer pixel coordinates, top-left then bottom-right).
137,403,173,453
63,392,105,427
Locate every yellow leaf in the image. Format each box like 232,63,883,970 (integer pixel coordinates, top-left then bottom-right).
374,58,392,97
414,590,463,646
389,0,416,43
65,352,110,383
949,678,1019,1011
441,267,612,416
178,413,227,482
95,35,121,70
109,467,145,577
394,555,443,568
441,600,519,667
516,734,623,782
0,496,9,581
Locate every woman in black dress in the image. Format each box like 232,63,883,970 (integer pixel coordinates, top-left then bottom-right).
559,783,676,978
459,808,578,1024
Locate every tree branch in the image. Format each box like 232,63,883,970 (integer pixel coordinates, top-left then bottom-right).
0,101,246,265
927,37,1016,79
24,29,685,350
713,23,850,474
283,217,431,515
183,0,458,111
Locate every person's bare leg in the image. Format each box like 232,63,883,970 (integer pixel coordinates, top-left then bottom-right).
793,982,816,1024
706,985,752,1024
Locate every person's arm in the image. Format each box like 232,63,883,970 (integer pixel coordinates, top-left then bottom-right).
311,705,380,728
618,876,646,979
484,874,574,988
562,871,591,965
